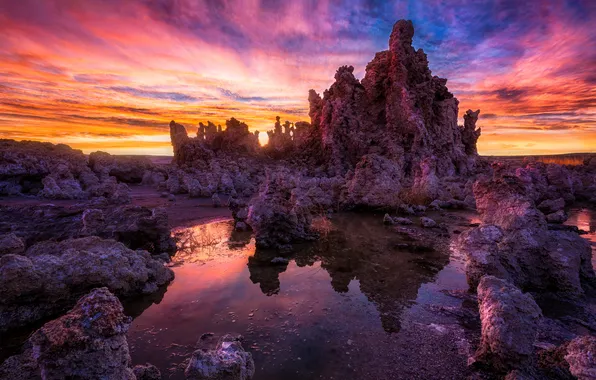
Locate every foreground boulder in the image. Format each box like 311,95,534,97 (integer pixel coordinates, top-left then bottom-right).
474,276,542,373
0,237,174,331
0,288,154,379
185,334,255,380
457,176,595,297
565,335,596,380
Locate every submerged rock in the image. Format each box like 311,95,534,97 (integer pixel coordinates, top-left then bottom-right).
0,237,174,331
475,276,542,373
185,334,255,380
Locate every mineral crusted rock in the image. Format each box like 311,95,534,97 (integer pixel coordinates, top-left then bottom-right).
0,233,25,256
546,210,568,224
458,176,595,297
0,237,174,331
307,19,480,185
0,139,133,201
565,335,596,380
0,288,155,379
0,203,176,255
462,109,482,155
247,170,318,250
30,288,136,379
537,198,566,214
185,334,255,380
420,217,438,228
475,276,542,372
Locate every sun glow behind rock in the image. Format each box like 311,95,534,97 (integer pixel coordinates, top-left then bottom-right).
0,0,594,155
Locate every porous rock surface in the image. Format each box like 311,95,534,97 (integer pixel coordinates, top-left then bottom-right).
185,334,255,380
0,288,152,380
0,237,174,331
457,175,595,297
565,335,596,380
474,276,542,373
0,139,132,201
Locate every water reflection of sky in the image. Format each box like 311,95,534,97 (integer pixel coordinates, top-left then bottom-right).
127,213,480,379
566,207,596,267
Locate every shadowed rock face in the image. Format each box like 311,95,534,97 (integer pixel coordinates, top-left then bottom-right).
0,237,174,331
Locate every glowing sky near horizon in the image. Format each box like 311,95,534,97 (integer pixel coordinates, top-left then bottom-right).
0,0,595,155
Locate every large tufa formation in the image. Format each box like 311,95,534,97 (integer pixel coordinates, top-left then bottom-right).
307,20,481,181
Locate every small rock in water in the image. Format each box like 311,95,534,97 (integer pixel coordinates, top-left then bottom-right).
212,193,222,208
185,334,255,380
420,217,438,228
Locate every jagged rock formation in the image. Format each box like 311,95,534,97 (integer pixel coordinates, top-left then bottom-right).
263,116,312,157
307,20,481,190
457,175,595,298
0,288,158,379
170,118,260,166
474,276,542,374
185,334,255,380
0,237,174,331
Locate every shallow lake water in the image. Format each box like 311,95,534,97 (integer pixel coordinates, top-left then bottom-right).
126,212,481,379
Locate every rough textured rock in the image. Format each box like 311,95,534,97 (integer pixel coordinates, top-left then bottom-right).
89,151,153,184
185,334,255,380
30,288,136,379
247,170,318,250
0,233,25,256
0,237,174,331
307,19,480,189
0,288,141,379
457,175,595,297
546,210,568,224
0,139,133,201
133,363,163,380
420,217,438,228
565,335,596,380
475,276,542,373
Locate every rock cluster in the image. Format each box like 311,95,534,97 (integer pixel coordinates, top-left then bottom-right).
0,139,132,202
457,175,595,298
0,288,161,380
0,237,174,331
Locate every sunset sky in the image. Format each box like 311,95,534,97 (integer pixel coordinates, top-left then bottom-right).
0,0,594,155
